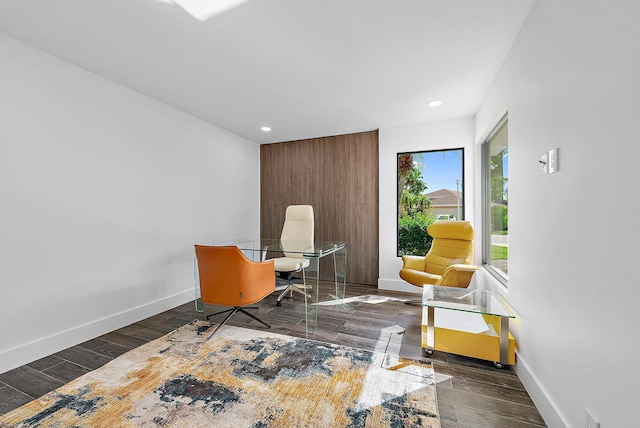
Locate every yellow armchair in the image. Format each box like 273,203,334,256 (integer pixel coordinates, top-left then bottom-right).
400,220,478,289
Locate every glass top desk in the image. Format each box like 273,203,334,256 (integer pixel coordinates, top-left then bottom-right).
195,239,347,334
422,285,516,367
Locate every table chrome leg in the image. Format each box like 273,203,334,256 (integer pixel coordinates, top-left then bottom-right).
500,315,509,364
426,306,435,354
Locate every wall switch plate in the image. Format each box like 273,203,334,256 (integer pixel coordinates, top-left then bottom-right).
585,409,600,428
540,153,548,174
548,148,558,173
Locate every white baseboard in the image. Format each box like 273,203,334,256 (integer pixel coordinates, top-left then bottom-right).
0,289,194,374
514,352,568,428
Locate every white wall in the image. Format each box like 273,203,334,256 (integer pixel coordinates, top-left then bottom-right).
0,35,260,373
378,117,475,293
475,1,640,427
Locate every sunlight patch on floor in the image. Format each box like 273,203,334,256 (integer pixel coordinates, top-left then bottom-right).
434,372,453,384
317,295,410,306
321,294,453,390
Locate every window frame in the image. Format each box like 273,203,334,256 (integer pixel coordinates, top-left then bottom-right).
481,114,509,286
396,148,465,257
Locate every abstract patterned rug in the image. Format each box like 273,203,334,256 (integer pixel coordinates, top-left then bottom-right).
0,321,440,427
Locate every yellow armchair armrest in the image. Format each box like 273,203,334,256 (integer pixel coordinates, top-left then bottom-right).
439,264,479,288
401,255,425,271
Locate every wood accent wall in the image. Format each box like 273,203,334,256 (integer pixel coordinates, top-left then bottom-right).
260,130,379,286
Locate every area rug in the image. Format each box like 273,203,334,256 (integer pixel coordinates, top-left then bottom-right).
0,321,440,427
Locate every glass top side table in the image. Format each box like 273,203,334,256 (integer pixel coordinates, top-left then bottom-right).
422,285,516,368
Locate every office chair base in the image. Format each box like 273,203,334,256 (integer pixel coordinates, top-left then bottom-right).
205,306,271,339
276,283,311,306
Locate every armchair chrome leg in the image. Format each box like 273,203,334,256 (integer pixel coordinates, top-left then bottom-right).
205,306,269,340
206,308,234,320
206,308,239,339
237,308,271,328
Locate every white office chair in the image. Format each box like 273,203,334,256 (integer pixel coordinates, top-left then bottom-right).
272,205,314,306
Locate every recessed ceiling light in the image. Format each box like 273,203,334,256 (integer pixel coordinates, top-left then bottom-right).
428,100,443,107
261,126,272,132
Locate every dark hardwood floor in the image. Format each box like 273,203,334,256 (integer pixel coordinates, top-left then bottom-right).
0,283,546,427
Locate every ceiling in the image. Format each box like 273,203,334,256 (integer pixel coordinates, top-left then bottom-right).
0,0,535,144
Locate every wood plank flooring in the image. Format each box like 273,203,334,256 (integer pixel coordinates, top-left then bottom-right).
0,283,547,427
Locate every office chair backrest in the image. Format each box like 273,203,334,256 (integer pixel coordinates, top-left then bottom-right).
424,220,474,276
280,205,314,258
194,245,275,307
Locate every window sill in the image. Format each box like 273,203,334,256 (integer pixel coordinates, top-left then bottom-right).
479,264,509,295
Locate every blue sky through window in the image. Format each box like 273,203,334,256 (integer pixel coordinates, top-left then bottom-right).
417,149,463,193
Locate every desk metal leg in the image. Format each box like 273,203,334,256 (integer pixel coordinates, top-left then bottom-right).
304,257,320,334
194,257,204,313
332,245,347,300
303,245,347,334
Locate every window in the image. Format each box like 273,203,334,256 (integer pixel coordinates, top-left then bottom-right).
482,115,508,282
397,148,464,256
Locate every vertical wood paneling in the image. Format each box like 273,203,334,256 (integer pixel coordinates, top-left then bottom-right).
260,131,378,285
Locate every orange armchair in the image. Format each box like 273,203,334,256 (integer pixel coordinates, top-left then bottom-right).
194,245,275,338
400,220,478,289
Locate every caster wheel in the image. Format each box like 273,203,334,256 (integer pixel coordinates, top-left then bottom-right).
494,362,504,369
276,301,282,307
422,349,434,358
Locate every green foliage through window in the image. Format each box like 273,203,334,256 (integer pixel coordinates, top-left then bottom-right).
398,212,434,256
